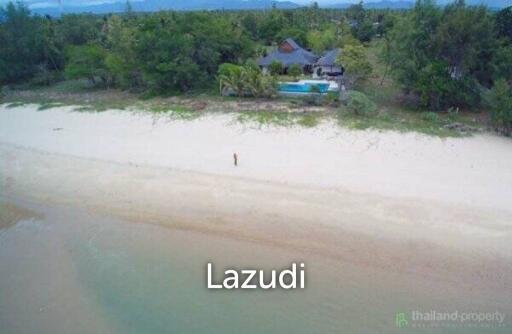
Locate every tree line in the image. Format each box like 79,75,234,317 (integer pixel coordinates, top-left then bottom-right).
0,1,380,91
0,1,511,132
383,0,511,133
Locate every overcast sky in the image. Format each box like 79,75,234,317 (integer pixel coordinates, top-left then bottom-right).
0,0,126,8
0,0,405,7
0,0,501,9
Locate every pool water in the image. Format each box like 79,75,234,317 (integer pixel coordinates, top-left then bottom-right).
278,81,330,94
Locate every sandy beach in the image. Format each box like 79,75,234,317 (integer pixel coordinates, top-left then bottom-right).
1,104,512,333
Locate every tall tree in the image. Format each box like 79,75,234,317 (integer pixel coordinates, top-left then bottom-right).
0,2,43,83
495,6,512,41
386,0,496,109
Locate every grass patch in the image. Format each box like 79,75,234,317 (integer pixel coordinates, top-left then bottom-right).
148,104,201,120
336,107,479,137
237,110,324,128
2,79,138,112
5,101,27,108
296,113,322,127
89,101,130,112
37,102,64,111
237,110,295,127
2,76,485,137
73,105,98,112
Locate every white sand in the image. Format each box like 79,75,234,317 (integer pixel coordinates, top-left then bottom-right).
1,104,512,279
2,103,512,332
2,104,512,210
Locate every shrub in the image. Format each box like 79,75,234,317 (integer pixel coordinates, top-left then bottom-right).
217,63,241,77
243,66,277,98
335,43,372,89
269,61,283,76
309,85,321,94
421,112,440,124
345,90,376,116
31,65,63,86
323,92,339,107
218,63,276,98
487,79,512,135
288,64,303,80
65,44,111,86
217,63,244,96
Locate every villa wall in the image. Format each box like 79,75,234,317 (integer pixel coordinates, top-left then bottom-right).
313,65,343,79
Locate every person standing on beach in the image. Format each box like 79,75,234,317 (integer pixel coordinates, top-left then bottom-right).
233,153,238,167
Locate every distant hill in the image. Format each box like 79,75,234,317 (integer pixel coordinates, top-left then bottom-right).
326,1,414,9
31,0,300,16
456,1,511,8
323,1,509,10
28,0,510,16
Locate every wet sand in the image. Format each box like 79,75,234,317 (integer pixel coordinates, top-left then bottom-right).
1,104,512,332
1,200,510,333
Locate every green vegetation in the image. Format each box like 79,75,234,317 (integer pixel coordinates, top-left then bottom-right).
336,108,478,137
237,110,323,128
487,79,512,135
336,43,372,91
37,102,64,111
268,61,283,76
346,91,377,116
65,44,110,86
218,63,276,98
0,1,510,137
385,0,503,110
148,105,200,120
5,101,27,108
288,64,303,81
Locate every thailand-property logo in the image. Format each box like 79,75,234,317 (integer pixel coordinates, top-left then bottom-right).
394,310,506,329
395,312,409,328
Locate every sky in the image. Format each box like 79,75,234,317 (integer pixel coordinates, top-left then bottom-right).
1,0,391,7
0,0,129,8
0,0,504,9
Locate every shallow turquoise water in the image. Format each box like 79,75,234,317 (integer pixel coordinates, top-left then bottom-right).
1,201,510,333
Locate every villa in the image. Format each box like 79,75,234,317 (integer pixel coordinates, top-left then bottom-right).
312,49,343,79
257,38,344,79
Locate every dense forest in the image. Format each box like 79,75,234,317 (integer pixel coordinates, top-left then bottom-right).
0,1,511,133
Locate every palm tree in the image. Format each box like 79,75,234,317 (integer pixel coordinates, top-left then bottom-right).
218,68,245,97
243,66,277,98
242,67,264,97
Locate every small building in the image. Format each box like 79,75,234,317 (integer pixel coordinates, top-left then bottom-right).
312,49,344,79
258,38,343,79
257,38,319,75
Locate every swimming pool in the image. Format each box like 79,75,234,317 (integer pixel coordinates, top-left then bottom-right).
278,81,330,94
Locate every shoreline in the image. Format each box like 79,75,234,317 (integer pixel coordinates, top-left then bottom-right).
3,199,509,334
2,104,512,291
2,104,512,332
2,142,512,291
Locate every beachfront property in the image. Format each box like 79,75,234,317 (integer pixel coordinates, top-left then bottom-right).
312,49,343,79
257,38,344,79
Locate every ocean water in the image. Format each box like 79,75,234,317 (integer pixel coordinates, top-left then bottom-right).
0,200,510,334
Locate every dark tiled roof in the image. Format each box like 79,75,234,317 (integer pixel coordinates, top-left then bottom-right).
258,38,319,67
283,38,300,50
258,49,318,67
315,49,341,66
